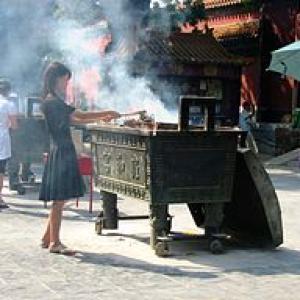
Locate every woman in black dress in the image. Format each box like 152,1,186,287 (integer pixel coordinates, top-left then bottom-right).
40,62,119,254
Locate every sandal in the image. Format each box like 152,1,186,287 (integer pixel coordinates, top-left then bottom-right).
49,243,76,256
41,240,49,249
0,199,9,209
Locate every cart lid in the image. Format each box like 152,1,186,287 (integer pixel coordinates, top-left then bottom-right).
223,149,283,247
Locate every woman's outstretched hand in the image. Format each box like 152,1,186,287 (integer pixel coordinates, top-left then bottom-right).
101,111,121,122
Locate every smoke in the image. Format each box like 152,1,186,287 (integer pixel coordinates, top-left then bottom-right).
0,0,52,95
1,0,178,122
94,63,177,122
50,0,177,122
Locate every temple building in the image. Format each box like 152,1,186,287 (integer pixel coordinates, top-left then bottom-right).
200,0,299,123
105,0,243,124
132,30,243,124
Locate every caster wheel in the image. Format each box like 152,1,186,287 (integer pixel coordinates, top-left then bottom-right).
17,185,26,195
209,239,224,255
155,242,169,257
166,216,172,234
95,219,103,235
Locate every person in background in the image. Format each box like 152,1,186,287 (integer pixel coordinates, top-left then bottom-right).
7,94,21,191
0,79,17,209
8,94,35,193
40,62,120,255
239,100,254,131
239,100,258,154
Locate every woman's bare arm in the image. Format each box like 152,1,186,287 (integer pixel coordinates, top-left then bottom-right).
70,110,121,124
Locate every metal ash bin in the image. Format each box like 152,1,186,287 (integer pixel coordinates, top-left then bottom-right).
89,96,283,256
9,97,49,194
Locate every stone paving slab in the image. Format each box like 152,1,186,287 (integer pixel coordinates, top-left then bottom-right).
0,166,300,299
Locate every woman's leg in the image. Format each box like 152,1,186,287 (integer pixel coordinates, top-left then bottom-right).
47,200,75,255
0,159,9,207
49,200,65,246
41,214,51,247
0,174,4,201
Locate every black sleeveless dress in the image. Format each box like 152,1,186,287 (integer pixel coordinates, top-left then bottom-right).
39,97,85,201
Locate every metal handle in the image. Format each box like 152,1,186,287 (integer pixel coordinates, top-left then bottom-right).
178,96,217,132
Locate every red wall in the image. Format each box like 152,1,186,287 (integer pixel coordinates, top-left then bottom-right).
241,59,260,107
259,2,297,121
205,1,298,122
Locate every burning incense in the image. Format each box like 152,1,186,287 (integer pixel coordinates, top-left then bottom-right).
118,110,147,119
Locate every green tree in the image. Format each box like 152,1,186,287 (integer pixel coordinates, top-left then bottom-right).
150,0,205,32
240,0,260,10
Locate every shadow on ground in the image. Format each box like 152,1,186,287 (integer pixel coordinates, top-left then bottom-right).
75,251,218,279
75,246,300,278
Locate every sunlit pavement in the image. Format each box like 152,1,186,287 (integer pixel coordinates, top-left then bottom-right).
0,164,300,300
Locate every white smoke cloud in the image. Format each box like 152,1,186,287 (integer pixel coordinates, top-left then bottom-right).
51,0,177,122
1,0,178,122
0,0,51,94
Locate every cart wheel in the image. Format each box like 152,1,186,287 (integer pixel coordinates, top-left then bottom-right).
95,219,103,235
155,242,169,257
166,216,172,234
209,239,224,255
17,185,26,195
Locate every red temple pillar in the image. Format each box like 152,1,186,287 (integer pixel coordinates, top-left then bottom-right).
295,11,300,108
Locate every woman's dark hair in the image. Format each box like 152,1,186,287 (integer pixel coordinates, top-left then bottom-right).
42,62,71,99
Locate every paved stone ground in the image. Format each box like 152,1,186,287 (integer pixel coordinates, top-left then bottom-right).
0,165,300,300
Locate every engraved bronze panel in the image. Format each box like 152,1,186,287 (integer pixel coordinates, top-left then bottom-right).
90,129,149,200
90,127,238,205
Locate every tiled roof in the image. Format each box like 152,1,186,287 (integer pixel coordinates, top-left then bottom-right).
138,31,242,65
203,0,242,9
212,19,260,39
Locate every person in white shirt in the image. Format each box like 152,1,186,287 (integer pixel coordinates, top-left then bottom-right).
0,79,17,209
239,100,254,132
239,100,258,154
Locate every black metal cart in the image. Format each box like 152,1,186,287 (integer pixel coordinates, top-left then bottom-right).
89,96,283,256
9,97,49,194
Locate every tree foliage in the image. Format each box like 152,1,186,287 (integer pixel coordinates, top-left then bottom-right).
240,0,260,10
150,0,206,32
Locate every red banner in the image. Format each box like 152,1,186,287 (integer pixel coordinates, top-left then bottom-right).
295,13,300,40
